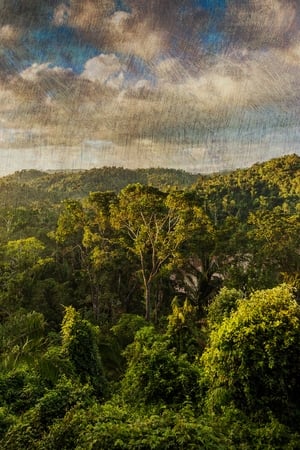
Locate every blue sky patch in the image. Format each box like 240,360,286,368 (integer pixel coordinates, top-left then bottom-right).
21,26,100,73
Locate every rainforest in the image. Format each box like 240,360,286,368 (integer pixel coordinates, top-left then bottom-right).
0,154,299,449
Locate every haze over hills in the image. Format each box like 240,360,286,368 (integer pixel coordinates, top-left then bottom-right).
0,154,298,209
0,143,299,176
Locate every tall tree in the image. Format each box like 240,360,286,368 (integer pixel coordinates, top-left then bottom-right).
111,185,210,320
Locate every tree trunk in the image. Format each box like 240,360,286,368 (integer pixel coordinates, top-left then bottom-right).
145,283,151,321
91,284,100,322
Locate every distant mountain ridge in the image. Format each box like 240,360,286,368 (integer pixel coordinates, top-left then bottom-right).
0,154,298,208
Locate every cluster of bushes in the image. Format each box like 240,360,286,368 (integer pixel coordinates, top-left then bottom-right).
0,284,299,448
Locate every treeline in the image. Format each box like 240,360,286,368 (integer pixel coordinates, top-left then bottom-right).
0,166,198,207
0,154,299,448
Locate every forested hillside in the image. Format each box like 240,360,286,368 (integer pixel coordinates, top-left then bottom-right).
0,167,198,206
0,154,299,448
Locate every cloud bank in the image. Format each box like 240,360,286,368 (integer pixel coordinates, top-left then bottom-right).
0,0,299,173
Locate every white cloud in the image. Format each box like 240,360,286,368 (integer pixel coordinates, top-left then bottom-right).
20,63,73,82
109,11,130,27
0,25,20,44
104,11,168,61
276,43,300,66
81,54,124,87
133,79,152,91
155,58,189,84
52,3,70,26
161,47,298,116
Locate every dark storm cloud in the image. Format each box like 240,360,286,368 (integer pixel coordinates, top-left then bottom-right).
61,0,300,68
0,1,62,75
224,0,300,49
62,0,210,62
1,1,299,69
0,0,60,27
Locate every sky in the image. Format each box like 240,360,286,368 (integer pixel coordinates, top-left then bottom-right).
0,0,300,174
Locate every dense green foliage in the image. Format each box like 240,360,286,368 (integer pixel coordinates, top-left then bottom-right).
0,154,299,448
203,285,300,423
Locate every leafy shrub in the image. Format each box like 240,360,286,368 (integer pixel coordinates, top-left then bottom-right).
207,287,244,328
202,285,300,428
78,402,228,450
121,326,201,407
61,307,107,398
1,377,93,449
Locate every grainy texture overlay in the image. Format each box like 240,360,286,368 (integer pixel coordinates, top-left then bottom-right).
0,0,299,174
